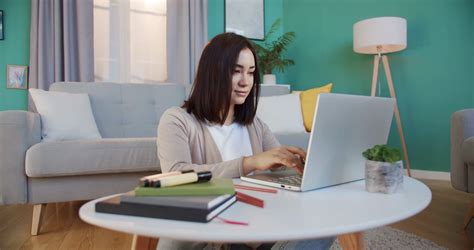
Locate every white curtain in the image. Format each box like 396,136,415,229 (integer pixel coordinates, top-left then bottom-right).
29,0,95,111
93,0,167,83
167,0,208,86
93,0,207,85
29,0,95,90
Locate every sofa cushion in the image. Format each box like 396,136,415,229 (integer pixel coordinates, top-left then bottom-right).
300,83,333,132
462,136,474,164
25,138,159,178
260,84,290,96
50,82,186,138
257,93,306,134
29,89,102,142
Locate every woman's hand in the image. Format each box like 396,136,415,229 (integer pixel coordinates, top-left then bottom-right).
242,146,306,175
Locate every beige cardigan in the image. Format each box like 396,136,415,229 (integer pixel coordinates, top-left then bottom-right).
157,107,281,178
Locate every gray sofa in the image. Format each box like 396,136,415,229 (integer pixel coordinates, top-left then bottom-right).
451,108,474,229
451,109,474,193
0,82,309,235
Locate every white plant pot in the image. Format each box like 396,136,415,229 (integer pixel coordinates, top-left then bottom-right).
365,160,403,194
262,74,276,85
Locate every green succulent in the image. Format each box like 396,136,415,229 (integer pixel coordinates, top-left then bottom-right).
362,144,402,163
251,18,296,75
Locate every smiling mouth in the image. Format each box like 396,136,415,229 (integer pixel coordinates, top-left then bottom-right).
234,91,248,96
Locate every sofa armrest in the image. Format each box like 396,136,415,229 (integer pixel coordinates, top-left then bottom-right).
0,111,41,204
451,109,474,192
462,137,474,165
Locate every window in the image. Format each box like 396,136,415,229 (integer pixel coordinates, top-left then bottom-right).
93,0,167,83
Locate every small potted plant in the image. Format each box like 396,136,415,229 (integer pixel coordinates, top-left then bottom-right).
363,144,404,194
251,19,295,84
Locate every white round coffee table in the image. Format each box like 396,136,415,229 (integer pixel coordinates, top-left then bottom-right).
80,176,431,244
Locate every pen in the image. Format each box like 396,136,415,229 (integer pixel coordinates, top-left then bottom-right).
150,171,212,188
140,170,194,187
234,184,278,193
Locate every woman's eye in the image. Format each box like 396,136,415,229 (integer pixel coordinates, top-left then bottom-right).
234,69,241,73
248,72,254,75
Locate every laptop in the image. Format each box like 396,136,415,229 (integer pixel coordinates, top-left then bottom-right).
241,93,395,192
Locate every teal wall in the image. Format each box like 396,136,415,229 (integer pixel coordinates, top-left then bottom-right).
0,0,30,111
208,0,287,87
210,0,474,172
208,0,283,41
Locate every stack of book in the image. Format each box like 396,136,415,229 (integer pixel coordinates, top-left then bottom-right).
95,178,236,223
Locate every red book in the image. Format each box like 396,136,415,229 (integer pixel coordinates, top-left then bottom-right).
236,192,264,208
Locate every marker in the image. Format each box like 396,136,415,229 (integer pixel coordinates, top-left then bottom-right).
140,170,194,187
151,171,212,188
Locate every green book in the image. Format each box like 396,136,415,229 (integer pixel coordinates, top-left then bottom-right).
134,178,235,196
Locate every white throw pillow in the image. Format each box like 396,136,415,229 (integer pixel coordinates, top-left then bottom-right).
257,93,306,134
29,89,102,142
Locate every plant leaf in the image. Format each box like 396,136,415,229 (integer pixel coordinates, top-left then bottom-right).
253,19,296,76
362,144,402,163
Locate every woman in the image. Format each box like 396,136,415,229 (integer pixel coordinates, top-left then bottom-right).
157,33,334,250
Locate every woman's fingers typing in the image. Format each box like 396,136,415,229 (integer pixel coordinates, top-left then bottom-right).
285,146,307,161
242,146,306,174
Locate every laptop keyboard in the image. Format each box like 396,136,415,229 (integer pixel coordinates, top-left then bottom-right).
269,175,302,186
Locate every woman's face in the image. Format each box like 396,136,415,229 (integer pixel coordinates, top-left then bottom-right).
230,48,255,106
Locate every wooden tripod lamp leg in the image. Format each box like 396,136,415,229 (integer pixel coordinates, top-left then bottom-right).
370,55,381,97
381,55,412,177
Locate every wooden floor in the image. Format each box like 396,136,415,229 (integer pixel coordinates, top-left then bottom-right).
391,179,474,250
0,179,473,250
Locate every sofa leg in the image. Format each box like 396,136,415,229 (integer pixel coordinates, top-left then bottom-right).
464,197,474,230
31,203,46,236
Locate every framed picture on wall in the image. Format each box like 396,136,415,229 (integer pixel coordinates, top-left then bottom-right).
225,0,264,40
6,65,28,90
0,10,4,40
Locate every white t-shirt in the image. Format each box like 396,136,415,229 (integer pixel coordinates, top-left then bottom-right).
205,122,253,161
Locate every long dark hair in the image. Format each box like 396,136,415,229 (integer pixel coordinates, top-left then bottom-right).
183,32,261,125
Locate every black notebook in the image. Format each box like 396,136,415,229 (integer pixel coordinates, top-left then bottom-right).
95,194,236,223
120,194,233,210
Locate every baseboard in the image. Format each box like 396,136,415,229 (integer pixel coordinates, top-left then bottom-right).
409,169,451,181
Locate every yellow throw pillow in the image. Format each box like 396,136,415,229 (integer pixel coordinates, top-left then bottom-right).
299,83,333,132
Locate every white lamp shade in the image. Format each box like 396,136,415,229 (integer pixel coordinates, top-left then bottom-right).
353,17,407,54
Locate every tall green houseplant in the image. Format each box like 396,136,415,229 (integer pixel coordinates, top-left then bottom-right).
252,19,296,82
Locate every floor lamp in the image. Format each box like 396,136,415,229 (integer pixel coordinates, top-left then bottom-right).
353,17,412,177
